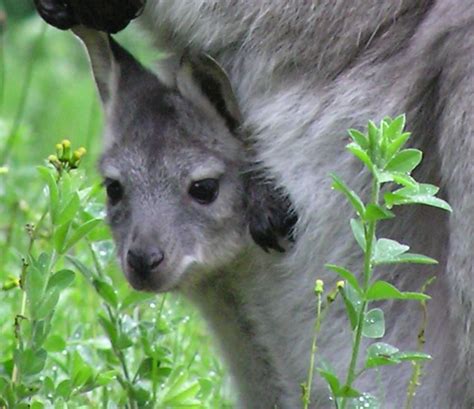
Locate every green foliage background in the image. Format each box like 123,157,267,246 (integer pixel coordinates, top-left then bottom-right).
0,6,230,408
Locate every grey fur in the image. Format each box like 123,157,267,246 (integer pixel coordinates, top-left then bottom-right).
76,1,474,407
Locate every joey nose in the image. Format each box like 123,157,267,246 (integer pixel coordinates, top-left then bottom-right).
127,248,164,277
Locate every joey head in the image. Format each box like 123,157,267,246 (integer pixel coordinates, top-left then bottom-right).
74,27,295,292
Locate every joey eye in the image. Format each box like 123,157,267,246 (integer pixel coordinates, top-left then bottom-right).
189,178,219,204
104,179,123,205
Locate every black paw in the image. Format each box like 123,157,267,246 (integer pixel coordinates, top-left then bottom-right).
34,0,145,33
34,0,77,30
244,170,298,253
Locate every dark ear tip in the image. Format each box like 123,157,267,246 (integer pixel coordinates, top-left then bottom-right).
249,221,285,253
243,168,298,253
247,204,298,253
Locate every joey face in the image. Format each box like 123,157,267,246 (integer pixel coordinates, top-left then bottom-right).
75,28,294,292
100,81,249,292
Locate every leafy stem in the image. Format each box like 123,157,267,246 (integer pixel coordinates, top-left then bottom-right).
12,206,50,385
341,179,379,409
323,115,451,408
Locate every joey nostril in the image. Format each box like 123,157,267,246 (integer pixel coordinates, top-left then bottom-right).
127,248,164,277
127,249,146,274
149,250,165,270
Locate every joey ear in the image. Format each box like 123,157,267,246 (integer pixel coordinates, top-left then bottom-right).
176,53,242,133
72,25,146,106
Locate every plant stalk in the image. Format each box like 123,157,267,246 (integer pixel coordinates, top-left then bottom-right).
303,289,324,409
341,178,380,409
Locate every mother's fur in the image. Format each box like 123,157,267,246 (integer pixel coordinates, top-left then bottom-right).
35,1,474,408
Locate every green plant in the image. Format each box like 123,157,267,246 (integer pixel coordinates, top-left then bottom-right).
0,19,229,408
1,140,103,407
0,141,217,408
304,115,451,409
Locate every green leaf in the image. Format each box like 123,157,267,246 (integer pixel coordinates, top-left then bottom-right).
340,285,361,330
384,192,452,212
337,385,361,398
348,129,369,149
121,291,156,311
31,320,52,351
387,253,438,265
135,358,161,381
95,370,117,386
378,171,418,188
363,308,385,338
56,379,72,400
331,174,365,217
66,256,95,281
365,204,395,222
350,218,366,251
391,173,418,188
51,398,66,409
365,342,400,369
162,370,201,404
385,132,411,162
373,238,409,264
346,143,374,173
373,237,438,265
56,192,81,225
403,183,439,196
53,221,71,253
376,171,395,184
366,281,430,301
93,279,118,308
116,333,133,350
62,218,101,253
198,378,214,400
384,114,406,142
25,255,49,314
325,264,361,294
44,334,67,353
394,351,432,362
58,171,73,200
47,269,75,293
384,183,452,211
164,381,201,404
87,224,112,242
19,348,47,377
35,288,60,320
367,120,379,159
317,366,341,396
131,386,152,405
98,313,118,346
73,365,93,389
37,166,59,223
385,149,422,173
43,376,55,397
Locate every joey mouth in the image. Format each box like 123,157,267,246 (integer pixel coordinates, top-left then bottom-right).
121,251,201,293
123,263,179,293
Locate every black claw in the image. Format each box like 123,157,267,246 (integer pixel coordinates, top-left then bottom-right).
33,0,146,33
34,0,77,30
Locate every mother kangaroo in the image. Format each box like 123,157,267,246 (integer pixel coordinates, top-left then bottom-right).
34,1,474,408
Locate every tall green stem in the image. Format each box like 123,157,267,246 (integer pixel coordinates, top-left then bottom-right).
303,289,323,409
341,178,380,409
